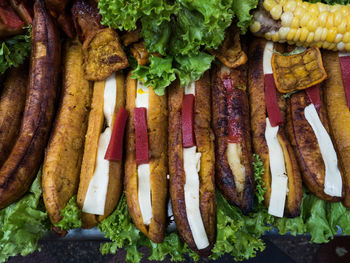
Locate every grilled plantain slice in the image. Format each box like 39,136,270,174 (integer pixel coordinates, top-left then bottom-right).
42,38,92,230
0,65,27,167
211,64,254,214
248,39,302,217
168,72,216,256
124,72,168,243
322,51,350,208
286,91,344,202
0,0,60,209
77,72,125,228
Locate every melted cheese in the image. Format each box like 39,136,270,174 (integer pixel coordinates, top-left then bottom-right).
227,143,245,193
135,81,152,225
304,104,342,197
83,73,117,215
265,118,288,218
183,146,209,250
263,41,274,75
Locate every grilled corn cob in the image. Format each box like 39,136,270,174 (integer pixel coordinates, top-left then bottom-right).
251,0,350,51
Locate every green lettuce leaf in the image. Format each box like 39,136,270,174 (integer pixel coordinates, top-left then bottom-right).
54,196,82,231
98,195,198,263
174,52,214,87
0,170,50,263
327,202,350,235
232,0,258,34
306,0,350,4
0,27,31,74
131,55,176,95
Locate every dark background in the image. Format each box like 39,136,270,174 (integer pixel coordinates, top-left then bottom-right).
7,236,350,263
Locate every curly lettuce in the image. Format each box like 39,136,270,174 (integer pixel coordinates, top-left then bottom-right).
98,0,258,93
0,170,50,263
54,196,82,231
0,26,31,74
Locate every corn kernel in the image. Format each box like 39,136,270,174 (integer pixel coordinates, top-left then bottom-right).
317,3,328,12
346,16,350,32
271,4,283,20
326,13,334,28
318,11,328,27
283,0,297,12
299,28,309,42
321,28,328,42
314,27,323,42
287,28,297,41
326,27,337,42
328,43,336,50
338,20,347,34
291,17,300,28
345,43,350,51
315,42,323,49
322,41,331,49
294,6,307,19
293,28,301,42
343,32,350,43
287,41,294,45
330,5,341,13
335,33,343,43
306,32,315,43
264,0,277,11
296,42,303,47
307,18,319,32
341,6,350,16
250,21,261,33
300,13,311,27
279,27,290,40
265,32,273,40
272,33,280,42
281,12,293,27
308,5,319,16
337,42,345,51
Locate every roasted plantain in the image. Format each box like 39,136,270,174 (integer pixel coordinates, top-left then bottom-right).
286,90,344,202
0,0,60,209
211,64,254,214
322,51,350,208
248,39,303,217
124,73,168,243
0,65,27,167
77,72,125,228
43,38,92,230
168,72,216,256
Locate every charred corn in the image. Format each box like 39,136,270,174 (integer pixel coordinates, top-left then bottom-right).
251,0,350,51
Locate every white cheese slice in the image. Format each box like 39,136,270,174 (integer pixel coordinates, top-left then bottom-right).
227,143,245,193
136,81,149,109
135,81,152,225
304,104,342,197
339,52,350,58
184,82,195,95
83,74,118,215
183,146,209,250
263,41,274,75
82,128,111,215
138,163,152,225
265,118,288,218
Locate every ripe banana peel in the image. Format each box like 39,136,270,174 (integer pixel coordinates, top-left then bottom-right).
0,0,60,209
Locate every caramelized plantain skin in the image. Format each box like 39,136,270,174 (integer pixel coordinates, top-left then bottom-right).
77,72,125,228
322,51,350,208
169,72,216,256
287,91,343,202
211,65,254,214
0,65,27,167
124,73,168,243
0,0,60,209
248,39,302,217
43,38,92,229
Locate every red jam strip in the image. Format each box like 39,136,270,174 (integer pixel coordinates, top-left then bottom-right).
264,74,283,127
305,85,321,111
134,107,149,165
104,107,129,161
182,94,195,148
339,56,350,109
